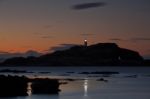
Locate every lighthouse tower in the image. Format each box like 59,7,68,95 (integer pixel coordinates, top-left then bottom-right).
84,39,88,47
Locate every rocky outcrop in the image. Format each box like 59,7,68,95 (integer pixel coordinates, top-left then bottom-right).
0,43,145,66
0,75,28,97
34,43,144,66
32,78,60,94
0,75,60,97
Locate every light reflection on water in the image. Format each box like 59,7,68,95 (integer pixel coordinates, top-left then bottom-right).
1,66,150,99
27,82,32,96
84,78,88,97
2,77,150,99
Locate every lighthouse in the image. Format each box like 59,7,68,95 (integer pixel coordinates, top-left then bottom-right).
84,39,88,47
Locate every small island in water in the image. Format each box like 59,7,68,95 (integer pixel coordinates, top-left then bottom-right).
0,43,149,66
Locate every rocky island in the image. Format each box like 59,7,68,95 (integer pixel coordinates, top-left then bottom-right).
0,43,149,66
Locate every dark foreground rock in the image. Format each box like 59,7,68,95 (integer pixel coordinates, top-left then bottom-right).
32,78,60,94
0,75,28,97
96,78,108,82
0,75,60,97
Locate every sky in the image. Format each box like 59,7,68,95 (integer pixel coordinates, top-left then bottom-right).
0,0,150,58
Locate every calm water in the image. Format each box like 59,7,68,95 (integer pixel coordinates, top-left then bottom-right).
0,66,150,99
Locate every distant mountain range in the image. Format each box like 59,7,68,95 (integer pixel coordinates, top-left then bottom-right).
0,43,149,66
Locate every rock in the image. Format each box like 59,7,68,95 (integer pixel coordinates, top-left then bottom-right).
66,72,75,73
0,75,60,97
31,78,60,94
79,72,90,74
96,78,108,82
38,72,51,74
0,75,28,97
124,75,138,78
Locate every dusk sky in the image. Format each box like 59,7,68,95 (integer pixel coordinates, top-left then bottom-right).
0,0,150,58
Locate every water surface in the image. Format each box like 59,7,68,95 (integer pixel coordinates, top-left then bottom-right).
0,66,150,99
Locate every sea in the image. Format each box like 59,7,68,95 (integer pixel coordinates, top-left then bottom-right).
0,66,150,99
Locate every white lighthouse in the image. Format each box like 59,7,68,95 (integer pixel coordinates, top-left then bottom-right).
84,39,88,47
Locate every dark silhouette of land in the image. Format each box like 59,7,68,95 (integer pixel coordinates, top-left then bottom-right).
0,43,149,66
0,75,60,97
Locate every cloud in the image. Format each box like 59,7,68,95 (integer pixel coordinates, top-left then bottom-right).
0,51,10,54
109,37,150,42
131,38,150,41
49,44,78,52
72,2,107,10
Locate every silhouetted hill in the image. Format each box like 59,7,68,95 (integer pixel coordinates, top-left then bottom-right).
0,43,148,66
0,50,42,62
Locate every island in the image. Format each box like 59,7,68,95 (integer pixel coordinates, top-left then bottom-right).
0,43,149,66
